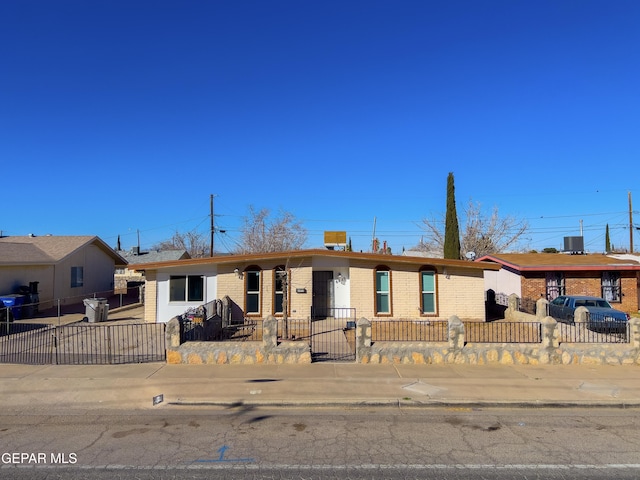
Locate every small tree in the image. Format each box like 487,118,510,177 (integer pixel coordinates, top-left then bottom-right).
605,224,611,252
153,229,208,258
420,199,529,258
238,206,307,254
444,172,461,259
460,201,528,258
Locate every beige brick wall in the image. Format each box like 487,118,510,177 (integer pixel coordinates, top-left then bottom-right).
349,262,486,321
144,271,157,323
217,267,244,311
521,271,639,314
350,264,374,319
437,267,485,320
289,265,312,319
216,260,314,320
148,258,491,323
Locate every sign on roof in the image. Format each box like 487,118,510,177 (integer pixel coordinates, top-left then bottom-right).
324,231,347,247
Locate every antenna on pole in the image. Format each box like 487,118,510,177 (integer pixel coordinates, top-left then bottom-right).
210,194,215,257
629,191,634,253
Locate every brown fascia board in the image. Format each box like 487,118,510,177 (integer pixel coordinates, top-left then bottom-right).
478,255,640,272
129,249,501,272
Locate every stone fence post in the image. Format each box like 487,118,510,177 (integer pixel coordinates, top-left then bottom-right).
629,317,640,350
448,315,464,351
356,317,372,363
536,298,548,319
504,294,520,321
539,316,559,364
262,316,278,351
574,306,589,324
165,317,181,348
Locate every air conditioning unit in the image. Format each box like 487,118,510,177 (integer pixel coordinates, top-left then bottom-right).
563,236,584,254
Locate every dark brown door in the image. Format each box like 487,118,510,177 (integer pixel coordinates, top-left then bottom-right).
312,271,333,319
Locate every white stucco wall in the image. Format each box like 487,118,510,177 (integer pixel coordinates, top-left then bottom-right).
484,268,521,297
156,265,218,323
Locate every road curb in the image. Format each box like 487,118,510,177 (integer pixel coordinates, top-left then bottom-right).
165,399,640,409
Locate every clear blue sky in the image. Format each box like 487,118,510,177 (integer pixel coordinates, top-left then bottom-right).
1,0,639,255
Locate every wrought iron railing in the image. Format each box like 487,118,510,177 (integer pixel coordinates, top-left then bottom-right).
371,320,448,342
464,321,542,343
0,322,166,365
310,307,356,321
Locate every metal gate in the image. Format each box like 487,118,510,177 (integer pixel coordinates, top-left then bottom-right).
0,322,166,365
310,308,356,362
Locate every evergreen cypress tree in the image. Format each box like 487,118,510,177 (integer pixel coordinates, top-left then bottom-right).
605,224,611,252
444,172,461,259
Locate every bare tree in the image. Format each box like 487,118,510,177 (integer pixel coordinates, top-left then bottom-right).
153,229,209,258
418,200,529,258
238,206,307,253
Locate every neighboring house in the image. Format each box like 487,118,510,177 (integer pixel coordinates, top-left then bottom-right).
0,235,127,311
478,253,640,313
128,249,500,324
114,247,190,291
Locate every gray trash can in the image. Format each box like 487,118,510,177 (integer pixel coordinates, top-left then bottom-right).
83,298,109,323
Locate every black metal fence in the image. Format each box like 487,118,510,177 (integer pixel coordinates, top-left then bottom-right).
464,321,542,343
180,316,311,343
310,307,356,321
0,322,165,365
0,287,143,324
372,320,448,342
370,320,543,344
558,312,630,343
311,317,356,362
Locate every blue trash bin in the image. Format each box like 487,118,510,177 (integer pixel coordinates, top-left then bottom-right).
0,294,26,320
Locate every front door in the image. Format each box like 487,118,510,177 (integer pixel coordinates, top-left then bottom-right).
311,271,333,319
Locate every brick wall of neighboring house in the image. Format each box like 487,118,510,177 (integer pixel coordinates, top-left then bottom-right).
114,268,145,293
144,271,157,323
621,273,639,313
565,272,601,297
521,274,546,301
521,270,639,313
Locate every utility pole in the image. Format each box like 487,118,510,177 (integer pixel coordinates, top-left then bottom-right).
210,194,215,257
629,191,634,253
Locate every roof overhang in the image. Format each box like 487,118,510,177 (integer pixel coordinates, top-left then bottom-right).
129,249,502,272
478,254,640,272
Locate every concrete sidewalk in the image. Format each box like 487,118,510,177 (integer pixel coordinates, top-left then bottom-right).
1,362,639,414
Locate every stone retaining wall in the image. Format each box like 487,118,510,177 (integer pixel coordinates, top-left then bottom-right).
165,315,311,364
164,294,640,366
356,316,640,365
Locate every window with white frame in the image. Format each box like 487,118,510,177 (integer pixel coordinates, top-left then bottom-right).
245,268,261,315
169,275,204,302
375,267,391,315
420,269,436,315
602,271,621,303
71,266,83,288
